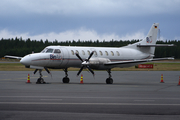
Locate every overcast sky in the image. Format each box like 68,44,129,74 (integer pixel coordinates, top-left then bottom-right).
0,0,180,41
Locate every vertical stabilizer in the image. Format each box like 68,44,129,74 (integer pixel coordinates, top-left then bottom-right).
142,23,159,45
124,23,159,55
139,23,159,54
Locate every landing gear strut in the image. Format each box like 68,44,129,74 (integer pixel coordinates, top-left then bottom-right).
62,68,70,83
106,69,113,84
36,69,46,84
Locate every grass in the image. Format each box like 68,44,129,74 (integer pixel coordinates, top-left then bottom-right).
0,62,180,71
112,63,180,71
0,63,28,71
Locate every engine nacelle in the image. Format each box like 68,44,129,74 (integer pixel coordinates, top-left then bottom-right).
88,58,111,69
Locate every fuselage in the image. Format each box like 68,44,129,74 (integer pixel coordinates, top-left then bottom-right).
20,45,151,70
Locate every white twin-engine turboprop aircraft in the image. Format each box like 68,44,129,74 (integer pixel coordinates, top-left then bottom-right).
5,23,174,84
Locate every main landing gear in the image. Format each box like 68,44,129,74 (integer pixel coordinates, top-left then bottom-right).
62,68,70,83
36,69,46,84
106,69,113,84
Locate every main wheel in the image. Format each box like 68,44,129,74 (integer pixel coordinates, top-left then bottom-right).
62,77,70,83
106,78,113,84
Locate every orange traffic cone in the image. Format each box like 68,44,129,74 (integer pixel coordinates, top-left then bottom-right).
178,76,180,86
160,74,164,83
80,74,83,84
26,74,31,83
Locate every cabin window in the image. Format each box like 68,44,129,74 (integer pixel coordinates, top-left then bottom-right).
46,49,54,53
87,50,90,55
94,51,97,56
71,50,74,55
76,50,79,54
54,49,61,53
99,51,103,56
116,51,120,56
111,51,114,56
105,51,108,56
82,50,85,55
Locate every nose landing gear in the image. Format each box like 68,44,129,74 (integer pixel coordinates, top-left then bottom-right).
36,69,46,84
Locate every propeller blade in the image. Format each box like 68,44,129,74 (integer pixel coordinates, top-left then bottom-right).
87,51,94,61
75,53,83,62
86,66,94,76
34,69,38,74
77,66,84,76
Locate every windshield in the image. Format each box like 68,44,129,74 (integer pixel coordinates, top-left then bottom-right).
46,49,54,53
41,48,48,53
41,48,54,53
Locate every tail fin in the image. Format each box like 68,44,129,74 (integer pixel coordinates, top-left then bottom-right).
124,23,159,55
141,23,159,45
139,23,159,54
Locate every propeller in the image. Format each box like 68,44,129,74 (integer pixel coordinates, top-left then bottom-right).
75,51,95,76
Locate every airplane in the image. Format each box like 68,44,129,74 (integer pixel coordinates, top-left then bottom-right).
5,23,174,84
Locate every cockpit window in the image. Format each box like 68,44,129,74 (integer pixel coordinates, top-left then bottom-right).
41,48,48,53
54,49,61,53
46,49,54,53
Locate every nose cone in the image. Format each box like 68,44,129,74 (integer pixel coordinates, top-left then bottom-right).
20,55,31,66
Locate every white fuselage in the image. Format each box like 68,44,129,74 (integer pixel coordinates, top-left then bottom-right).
20,45,150,70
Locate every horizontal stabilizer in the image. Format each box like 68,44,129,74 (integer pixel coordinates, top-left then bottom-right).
151,57,174,61
137,44,175,47
104,57,174,66
4,55,22,60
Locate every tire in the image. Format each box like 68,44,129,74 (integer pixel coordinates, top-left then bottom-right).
106,78,113,84
62,77,70,83
36,78,46,84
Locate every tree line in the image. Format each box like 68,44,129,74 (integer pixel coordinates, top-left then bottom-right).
0,37,179,58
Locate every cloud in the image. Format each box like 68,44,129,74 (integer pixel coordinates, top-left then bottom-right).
119,32,145,40
0,1,178,41
1,0,180,16
174,36,180,40
0,28,145,41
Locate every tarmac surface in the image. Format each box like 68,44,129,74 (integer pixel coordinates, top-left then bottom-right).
0,71,180,120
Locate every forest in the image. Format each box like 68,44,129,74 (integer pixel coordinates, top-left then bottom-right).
0,37,179,59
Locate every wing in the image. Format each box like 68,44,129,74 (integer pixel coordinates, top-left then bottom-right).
104,57,174,66
4,55,22,60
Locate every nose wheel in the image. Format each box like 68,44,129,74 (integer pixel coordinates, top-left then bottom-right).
37,77,46,84
36,69,46,84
